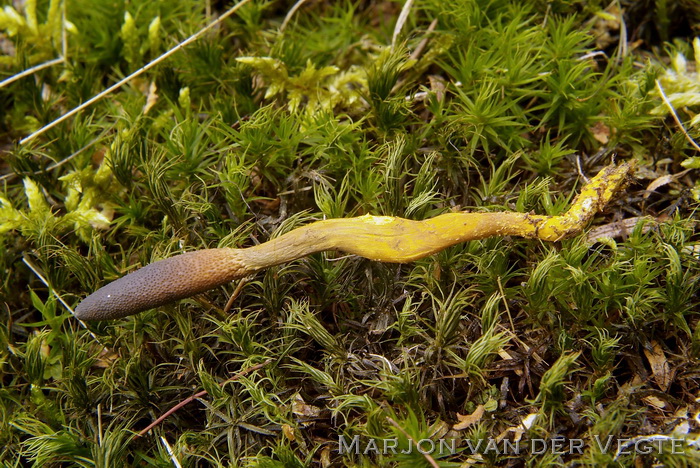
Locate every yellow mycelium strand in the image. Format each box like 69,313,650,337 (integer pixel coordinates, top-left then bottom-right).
75,162,633,321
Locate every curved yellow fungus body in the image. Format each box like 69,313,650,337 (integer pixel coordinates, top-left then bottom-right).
75,162,633,321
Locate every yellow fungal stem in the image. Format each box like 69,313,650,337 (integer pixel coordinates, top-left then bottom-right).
75,162,634,320
241,161,634,265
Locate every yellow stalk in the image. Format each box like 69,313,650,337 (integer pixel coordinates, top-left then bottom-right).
75,162,633,320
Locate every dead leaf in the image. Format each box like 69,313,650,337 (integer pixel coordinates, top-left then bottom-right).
291,393,322,418
94,347,119,368
496,412,538,443
644,175,674,198
498,349,513,360
454,404,484,430
320,446,332,468
590,121,610,144
586,216,651,244
282,423,295,441
428,75,446,103
143,81,159,114
430,419,452,440
644,169,691,198
671,408,690,435
643,340,672,391
643,395,667,409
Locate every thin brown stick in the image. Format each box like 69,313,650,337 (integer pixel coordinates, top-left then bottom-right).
20,0,255,145
0,125,112,182
136,360,272,438
280,0,311,32
0,57,65,90
21,256,106,346
496,277,514,332
409,18,438,62
392,0,415,50
223,277,249,314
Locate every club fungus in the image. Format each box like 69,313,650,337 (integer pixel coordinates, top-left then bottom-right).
75,162,633,320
